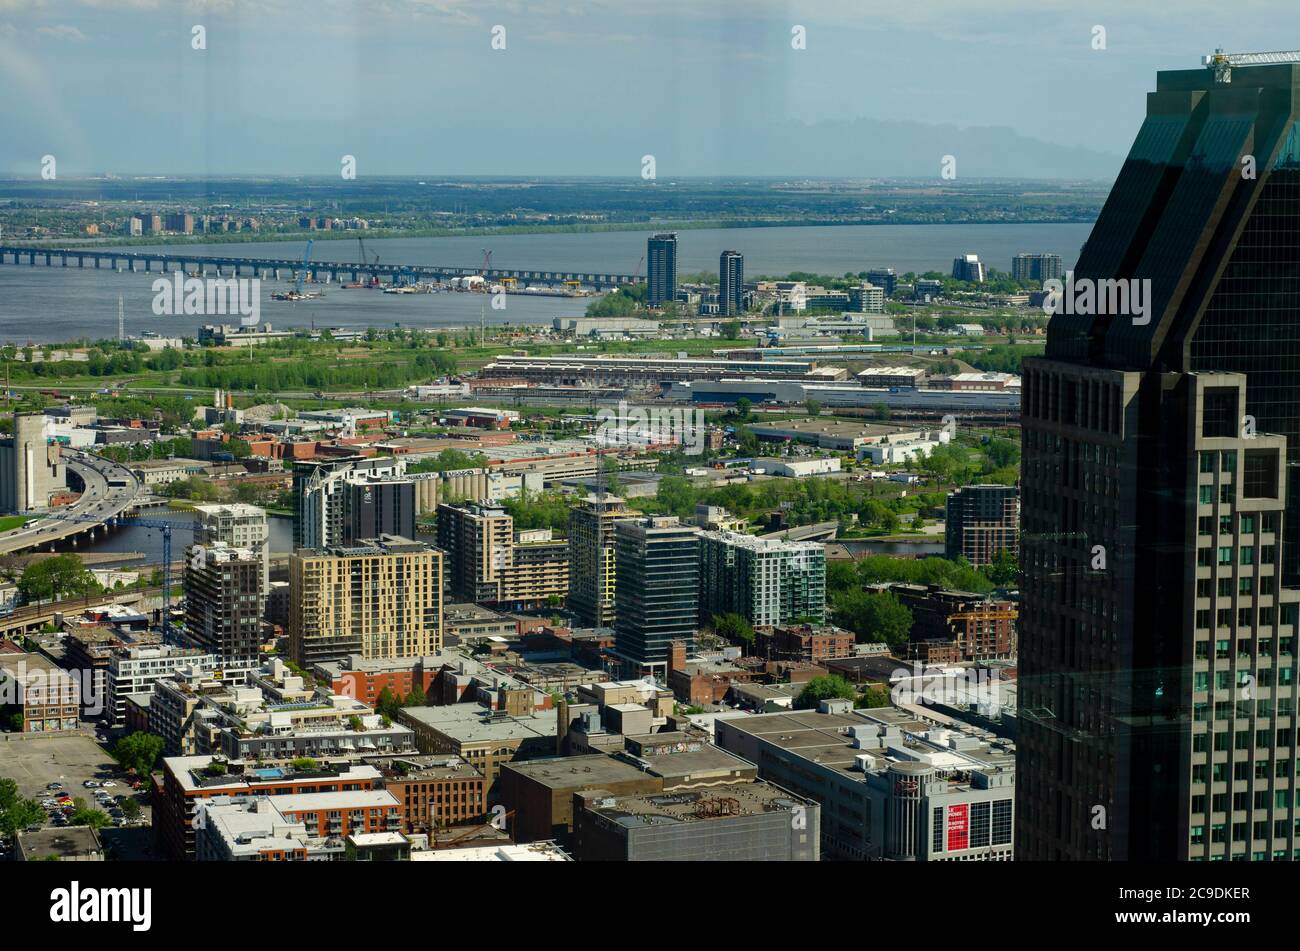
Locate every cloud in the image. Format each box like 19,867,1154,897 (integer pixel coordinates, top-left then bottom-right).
36,23,87,39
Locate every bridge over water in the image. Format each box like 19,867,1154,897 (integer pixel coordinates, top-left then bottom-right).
0,245,642,290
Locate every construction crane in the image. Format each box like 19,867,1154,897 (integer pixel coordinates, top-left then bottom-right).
357,236,380,286
632,254,644,283
296,239,315,295
17,510,185,644
1204,48,1300,84
477,249,493,347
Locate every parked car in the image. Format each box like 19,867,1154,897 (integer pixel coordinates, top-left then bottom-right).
101,781,116,788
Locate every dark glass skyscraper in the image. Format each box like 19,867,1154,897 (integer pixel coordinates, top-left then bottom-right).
612,516,699,678
719,249,744,316
1018,56,1300,861
647,232,677,307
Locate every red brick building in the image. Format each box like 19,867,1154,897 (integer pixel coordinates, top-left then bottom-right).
325,659,439,709
364,755,487,833
759,624,856,665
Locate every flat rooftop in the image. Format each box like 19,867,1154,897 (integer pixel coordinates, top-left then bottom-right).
411,842,570,861
165,755,383,794
17,825,102,860
749,418,903,437
400,705,559,745
724,708,1016,778
361,754,482,781
581,782,808,827
635,746,758,787
444,603,512,622
500,753,650,790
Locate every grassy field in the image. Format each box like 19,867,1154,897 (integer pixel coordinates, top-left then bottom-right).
0,516,29,532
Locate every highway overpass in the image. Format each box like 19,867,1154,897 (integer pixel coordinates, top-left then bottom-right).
0,450,144,555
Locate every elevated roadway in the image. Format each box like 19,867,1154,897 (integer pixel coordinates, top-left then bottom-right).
0,450,143,555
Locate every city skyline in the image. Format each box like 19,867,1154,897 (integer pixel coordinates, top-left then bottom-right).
4,0,1300,915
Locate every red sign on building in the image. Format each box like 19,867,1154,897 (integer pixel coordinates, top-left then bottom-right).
946,803,969,851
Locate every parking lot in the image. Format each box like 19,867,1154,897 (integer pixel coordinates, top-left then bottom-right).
0,732,154,858
0,732,115,799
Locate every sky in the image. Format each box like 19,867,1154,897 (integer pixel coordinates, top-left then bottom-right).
3,0,1300,178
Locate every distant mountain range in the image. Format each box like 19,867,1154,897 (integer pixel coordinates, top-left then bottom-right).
0,114,1124,181
622,116,1125,181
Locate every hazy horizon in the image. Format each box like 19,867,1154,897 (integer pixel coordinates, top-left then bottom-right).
5,0,1299,179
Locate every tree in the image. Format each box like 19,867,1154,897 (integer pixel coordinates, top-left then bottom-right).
795,675,857,710
721,320,742,340
735,397,752,420
405,683,428,707
653,475,698,518
986,549,1019,586
112,731,164,776
70,799,109,829
375,686,400,719
855,685,891,709
120,798,141,821
0,778,45,841
805,399,822,416
834,590,913,649
711,613,756,648
853,554,995,594
17,553,100,606
290,757,319,772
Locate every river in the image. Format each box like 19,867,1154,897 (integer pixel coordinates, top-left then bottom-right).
0,222,1092,343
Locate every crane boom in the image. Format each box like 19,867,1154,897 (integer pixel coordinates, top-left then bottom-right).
296,239,314,295
1204,48,1300,83
19,510,183,643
